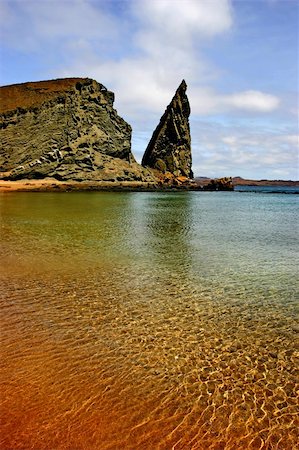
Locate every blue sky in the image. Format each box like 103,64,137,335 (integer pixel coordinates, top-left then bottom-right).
1,0,298,179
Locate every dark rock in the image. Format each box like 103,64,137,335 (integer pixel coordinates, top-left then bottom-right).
204,177,234,191
142,80,193,178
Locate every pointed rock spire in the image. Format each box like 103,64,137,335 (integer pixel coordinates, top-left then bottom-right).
142,80,193,178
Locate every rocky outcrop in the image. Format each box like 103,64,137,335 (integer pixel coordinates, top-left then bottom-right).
0,78,154,183
204,177,234,191
142,80,193,179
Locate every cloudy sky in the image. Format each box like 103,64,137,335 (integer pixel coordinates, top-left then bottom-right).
1,0,298,179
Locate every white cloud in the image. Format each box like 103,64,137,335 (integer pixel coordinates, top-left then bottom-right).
191,122,298,179
222,136,238,145
190,88,280,115
225,90,280,112
134,0,233,43
280,135,299,146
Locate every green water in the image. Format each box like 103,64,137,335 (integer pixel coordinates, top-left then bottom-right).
0,191,298,449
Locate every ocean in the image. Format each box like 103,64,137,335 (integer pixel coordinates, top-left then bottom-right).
0,188,298,449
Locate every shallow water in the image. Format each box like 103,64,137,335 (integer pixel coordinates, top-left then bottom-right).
0,191,298,449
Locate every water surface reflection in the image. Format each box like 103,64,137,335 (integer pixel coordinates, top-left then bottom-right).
0,192,298,449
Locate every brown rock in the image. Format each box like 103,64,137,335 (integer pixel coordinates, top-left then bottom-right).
204,177,234,191
142,80,193,178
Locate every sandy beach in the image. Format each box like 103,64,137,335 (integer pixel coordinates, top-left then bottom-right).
0,179,163,192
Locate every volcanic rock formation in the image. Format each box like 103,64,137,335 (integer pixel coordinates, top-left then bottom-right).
142,80,193,178
0,78,154,182
204,177,233,191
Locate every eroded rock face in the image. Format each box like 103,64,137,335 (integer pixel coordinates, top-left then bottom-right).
142,80,193,178
0,78,154,182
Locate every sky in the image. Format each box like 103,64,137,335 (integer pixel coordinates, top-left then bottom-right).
0,0,298,180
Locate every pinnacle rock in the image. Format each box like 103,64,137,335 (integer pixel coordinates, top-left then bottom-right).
142,80,193,178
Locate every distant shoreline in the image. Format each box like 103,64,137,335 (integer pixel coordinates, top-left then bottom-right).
196,177,299,187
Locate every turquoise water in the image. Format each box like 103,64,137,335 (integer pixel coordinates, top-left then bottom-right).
0,191,298,449
235,185,299,194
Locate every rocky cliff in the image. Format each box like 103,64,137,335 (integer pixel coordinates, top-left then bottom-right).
142,80,192,179
0,78,154,182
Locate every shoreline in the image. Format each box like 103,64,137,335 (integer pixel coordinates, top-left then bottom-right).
0,179,198,193
1,178,297,193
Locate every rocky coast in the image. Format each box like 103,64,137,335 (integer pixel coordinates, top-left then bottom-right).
0,77,235,192
0,78,190,188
